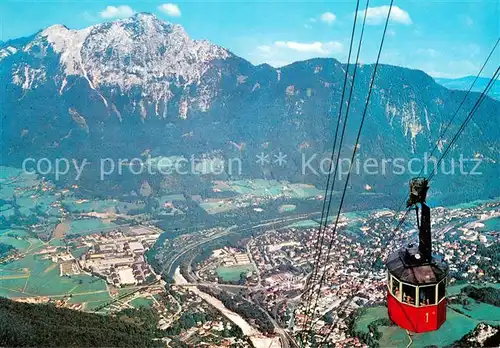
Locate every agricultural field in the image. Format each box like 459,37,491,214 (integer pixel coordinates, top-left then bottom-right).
0,229,44,253
199,199,249,215
0,254,107,298
211,179,323,199
66,218,117,237
52,222,69,239
200,179,324,215
0,205,16,219
0,165,164,316
145,155,185,173
61,198,119,214
0,167,40,192
0,166,61,219
67,290,113,305
216,264,255,282
288,183,323,198
130,296,154,309
0,225,113,310
158,194,186,203
60,197,145,215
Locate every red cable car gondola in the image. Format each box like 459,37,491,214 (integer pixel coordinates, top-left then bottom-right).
386,178,448,333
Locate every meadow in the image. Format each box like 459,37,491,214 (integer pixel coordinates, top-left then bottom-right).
0,254,107,298
67,218,117,237
130,296,154,309
216,264,255,282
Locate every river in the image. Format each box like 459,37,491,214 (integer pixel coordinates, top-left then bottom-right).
174,267,281,348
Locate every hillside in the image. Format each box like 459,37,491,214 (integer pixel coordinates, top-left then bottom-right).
0,297,161,347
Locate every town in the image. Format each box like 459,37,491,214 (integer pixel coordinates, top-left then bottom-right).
1,164,498,347
172,200,499,345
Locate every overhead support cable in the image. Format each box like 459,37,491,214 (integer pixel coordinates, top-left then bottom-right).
316,61,500,347
301,0,370,340
391,38,500,217
299,0,362,342
302,0,395,343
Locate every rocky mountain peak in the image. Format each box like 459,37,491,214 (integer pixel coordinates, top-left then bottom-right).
11,14,231,97
4,13,232,109
109,12,188,40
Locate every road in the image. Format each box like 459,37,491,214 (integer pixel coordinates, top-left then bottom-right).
177,282,249,289
163,229,233,276
161,212,321,278
243,295,299,348
175,268,282,348
246,238,263,286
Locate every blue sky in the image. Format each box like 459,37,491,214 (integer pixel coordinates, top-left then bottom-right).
1,0,498,78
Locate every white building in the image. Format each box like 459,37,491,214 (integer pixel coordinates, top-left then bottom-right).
118,267,137,285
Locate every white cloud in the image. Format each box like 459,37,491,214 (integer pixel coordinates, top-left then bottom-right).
158,3,181,17
251,40,344,67
257,45,272,53
275,41,343,55
99,5,135,19
320,12,336,25
357,6,412,25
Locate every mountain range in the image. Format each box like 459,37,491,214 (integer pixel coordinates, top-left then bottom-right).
1,13,498,205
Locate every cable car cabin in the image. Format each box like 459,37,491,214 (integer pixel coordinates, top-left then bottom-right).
386,247,448,332
386,178,449,333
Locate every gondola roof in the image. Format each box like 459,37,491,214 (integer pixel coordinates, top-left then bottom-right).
386,247,448,285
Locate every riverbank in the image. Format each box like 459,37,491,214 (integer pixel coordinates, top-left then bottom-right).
174,268,281,348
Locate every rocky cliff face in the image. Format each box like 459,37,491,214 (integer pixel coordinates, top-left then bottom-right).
1,13,498,203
